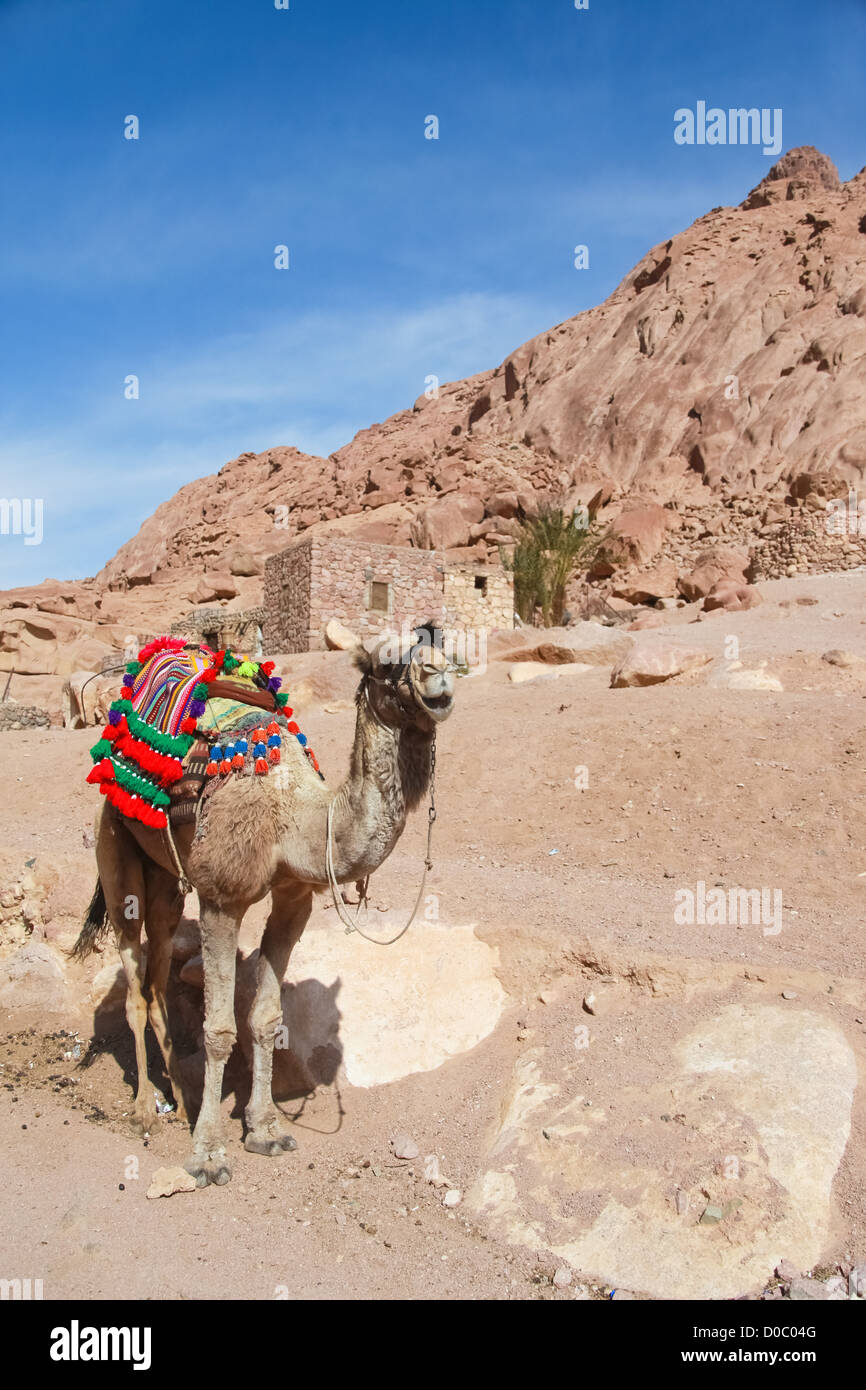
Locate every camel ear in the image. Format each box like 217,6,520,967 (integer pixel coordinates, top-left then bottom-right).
352,644,372,675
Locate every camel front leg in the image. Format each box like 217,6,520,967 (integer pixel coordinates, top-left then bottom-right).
244,886,312,1156
184,900,240,1187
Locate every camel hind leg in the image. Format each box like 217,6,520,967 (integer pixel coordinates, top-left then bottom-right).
142,860,188,1122
95,805,154,1132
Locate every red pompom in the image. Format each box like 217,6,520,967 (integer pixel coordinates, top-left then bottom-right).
180,717,197,735
254,757,268,775
206,763,219,778
231,753,244,770
268,747,280,764
287,721,299,735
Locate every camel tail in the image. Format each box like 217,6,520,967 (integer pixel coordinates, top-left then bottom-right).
71,879,110,959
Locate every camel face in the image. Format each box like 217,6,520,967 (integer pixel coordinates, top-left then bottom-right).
365,635,456,729
406,643,456,724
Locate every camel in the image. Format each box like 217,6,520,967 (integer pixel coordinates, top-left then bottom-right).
73,630,455,1186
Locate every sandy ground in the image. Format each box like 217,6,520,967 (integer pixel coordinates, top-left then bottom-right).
1,571,865,1300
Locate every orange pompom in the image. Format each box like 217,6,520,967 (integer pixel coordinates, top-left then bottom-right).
254,757,268,774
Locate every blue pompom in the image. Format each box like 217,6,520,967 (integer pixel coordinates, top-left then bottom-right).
267,734,281,747
297,733,307,747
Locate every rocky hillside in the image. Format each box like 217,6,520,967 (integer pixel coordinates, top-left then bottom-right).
2,146,865,707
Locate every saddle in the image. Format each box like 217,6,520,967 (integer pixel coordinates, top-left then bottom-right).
86,636,322,833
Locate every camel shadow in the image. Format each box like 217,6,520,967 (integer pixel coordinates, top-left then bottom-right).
82,939,344,1135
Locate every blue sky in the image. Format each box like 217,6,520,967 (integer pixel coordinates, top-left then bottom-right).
1,0,864,587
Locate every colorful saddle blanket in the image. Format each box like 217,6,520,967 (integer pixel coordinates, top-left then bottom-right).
86,636,322,830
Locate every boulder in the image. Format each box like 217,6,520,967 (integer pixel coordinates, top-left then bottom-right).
595,504,672,569
613,559,678,604
627,610,666,631
702,581,763,612
413,495,485,551
190,572,238,605
610,641,712,688
228,549,262,577
324,618,361,652
0,941,68,1013
678,547,750,602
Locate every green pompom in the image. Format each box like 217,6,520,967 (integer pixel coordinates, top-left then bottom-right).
125,660,143,676
89,738,112,762
192,682,209,700
275,691,289,707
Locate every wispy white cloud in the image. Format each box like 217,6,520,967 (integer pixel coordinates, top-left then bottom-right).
0,288,557,587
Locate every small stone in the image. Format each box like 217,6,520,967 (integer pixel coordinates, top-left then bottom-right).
423,1154,447,1186
781,990,798,1000
146,1165,197,1199
552,1266,572,1288
849,1264,866,1298
789,1277,830,1301
699,1203,724,1225
583,993,596,1015
442,1189,462,1208
823,1275,847,1299
391,1133,419,1161
775,1258,799,1283
676,1189,689,1216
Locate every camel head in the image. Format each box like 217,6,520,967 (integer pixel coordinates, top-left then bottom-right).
355,621,456,732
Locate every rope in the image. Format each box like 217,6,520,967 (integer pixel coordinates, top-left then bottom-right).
326,736,437,946
162,819,191,897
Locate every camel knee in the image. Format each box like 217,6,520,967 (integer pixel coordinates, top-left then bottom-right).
248,1011,283,1048
203,1025,236,1062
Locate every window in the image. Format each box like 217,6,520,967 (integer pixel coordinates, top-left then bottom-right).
474,576,488,594
369,581,390,612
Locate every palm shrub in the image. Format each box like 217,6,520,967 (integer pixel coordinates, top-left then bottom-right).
502,504,598,626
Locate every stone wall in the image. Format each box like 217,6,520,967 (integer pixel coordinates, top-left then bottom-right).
0,702,50,731
265,536,514,653
263,540,314,652
748,512,866,580
308,537,446,649
443,564,513,630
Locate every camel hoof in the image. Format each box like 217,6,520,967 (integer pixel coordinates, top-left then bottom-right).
131,1106,158,1136
244,1132,298,1157
184,1154,232,1187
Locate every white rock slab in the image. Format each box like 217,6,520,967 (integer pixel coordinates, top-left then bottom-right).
282,920,507,1088
468,1003,856,1299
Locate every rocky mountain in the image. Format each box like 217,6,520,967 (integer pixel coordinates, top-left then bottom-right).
2,146,865,705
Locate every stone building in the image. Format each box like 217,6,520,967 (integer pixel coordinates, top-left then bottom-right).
263,535,513,653
170,606,264,657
